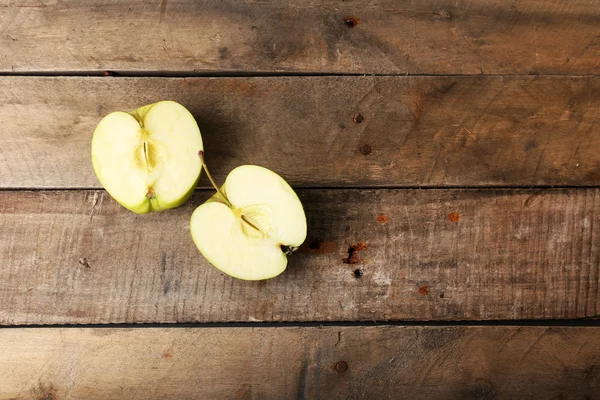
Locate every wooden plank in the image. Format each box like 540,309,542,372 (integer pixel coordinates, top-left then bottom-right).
1,188,599,324
3,75,600,189
2,1,600,75
0,326,599,399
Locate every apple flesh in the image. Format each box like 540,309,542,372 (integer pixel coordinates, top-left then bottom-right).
190,165,307,280
91,101,203,214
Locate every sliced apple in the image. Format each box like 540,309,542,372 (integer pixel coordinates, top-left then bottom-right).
91,100,203,214
190,162,307,280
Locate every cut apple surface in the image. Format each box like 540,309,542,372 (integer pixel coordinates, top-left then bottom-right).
91,101,203,214
191,165,307,280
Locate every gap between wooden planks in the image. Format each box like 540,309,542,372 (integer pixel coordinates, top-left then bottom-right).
0,326,598,399
1,188,598,325
2,76,600,189
1,0,599,75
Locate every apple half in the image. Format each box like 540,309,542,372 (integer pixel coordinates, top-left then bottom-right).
190,163,307,280
91,100,203,214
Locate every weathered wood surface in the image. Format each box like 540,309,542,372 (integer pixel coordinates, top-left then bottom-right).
2,188,599,324
0,326,598,399
3,76,600,189
2,1,600,75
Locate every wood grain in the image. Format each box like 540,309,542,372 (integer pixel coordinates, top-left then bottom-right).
2,188,599,324
3,76,600,189
0,326,599,399
2,1,600,74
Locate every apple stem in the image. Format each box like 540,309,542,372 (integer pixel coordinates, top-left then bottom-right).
198,151,266,235
198,150,233,208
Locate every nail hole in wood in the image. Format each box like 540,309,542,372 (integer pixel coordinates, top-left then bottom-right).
344,17,359,28
359,144,372,155
335,361,349,372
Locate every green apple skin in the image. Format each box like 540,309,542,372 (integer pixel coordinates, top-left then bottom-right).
190,165,307,281
91,100,203,214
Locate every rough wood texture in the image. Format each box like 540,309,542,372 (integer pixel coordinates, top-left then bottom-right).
2,189,599,324
3,76,600,189
0,326,599,399
2,1,600,74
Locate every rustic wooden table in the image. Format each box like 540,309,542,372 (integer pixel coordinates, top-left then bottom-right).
2,1,600,398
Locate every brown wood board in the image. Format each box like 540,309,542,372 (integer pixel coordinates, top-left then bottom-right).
0,326,599,399
2,1,600,74
2,76,600,189
1,188,599,324
3,0,600,396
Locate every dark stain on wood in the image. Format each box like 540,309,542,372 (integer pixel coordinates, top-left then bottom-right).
377,214,388,224
343,242,368,264
305,239,338,254
448,212,461,222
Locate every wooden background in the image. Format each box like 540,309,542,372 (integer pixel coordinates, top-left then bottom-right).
1,1,600,398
